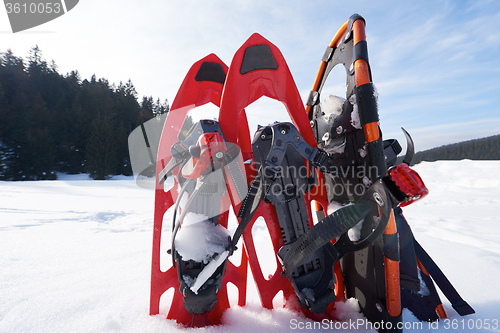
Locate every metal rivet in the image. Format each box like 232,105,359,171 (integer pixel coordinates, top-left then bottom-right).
373,192,385,207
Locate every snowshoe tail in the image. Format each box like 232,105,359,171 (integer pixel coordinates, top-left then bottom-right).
150,54,248,326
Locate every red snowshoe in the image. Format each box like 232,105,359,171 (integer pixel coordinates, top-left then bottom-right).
149,54,249,326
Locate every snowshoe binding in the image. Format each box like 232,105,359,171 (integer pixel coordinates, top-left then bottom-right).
168,119,247,316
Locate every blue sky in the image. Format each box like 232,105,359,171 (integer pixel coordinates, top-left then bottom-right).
1,0,500,151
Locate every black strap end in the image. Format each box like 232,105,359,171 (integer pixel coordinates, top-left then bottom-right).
452,300,476,316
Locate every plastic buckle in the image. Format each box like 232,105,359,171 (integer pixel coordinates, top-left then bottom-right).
311,149,328,169
264,165,281,180
171,142,189,160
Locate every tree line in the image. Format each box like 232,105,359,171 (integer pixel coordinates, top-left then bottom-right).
3,46,496,180
0,46,169,180
412,134,500,165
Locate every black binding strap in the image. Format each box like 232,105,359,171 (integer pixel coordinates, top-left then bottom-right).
232,149,282,251
353,40,369,64
231,170,265,251
282,204,370,277
413,239,475,316
354,83,379,125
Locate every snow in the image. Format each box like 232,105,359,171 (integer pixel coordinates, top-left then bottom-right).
349,94,362,130
174,211,231,294
321,95,344,119
1,160,500,332
174,212,230,264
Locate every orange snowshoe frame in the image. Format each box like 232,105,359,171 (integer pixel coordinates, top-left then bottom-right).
305,14,403,331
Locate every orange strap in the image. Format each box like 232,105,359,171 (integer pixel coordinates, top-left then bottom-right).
384,210,402,317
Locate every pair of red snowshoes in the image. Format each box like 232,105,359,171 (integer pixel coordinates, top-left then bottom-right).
144,13,474,332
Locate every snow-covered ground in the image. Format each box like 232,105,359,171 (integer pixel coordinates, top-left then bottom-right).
1,160,499,332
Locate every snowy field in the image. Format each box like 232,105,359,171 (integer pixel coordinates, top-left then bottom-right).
1,160,499,332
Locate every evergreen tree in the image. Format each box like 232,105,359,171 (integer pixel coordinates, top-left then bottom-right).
0,81,7,178
0,49,26,104
153,98,169,116
179,115,195,140
0,46,163,180
412,134,500,165
20,128,57,180
141,96,154,114
2,91,29,180
0,81,7,138
85,113,118,180
115,121,133,176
